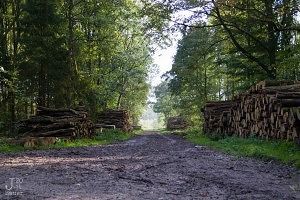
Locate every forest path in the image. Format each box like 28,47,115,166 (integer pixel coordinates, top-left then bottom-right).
0,131,299,199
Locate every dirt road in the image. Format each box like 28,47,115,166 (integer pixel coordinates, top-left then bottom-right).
0,132,299,199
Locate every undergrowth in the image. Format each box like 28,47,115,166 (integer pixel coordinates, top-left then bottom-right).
0,138,25,153
52,129,136,149
0,129,137,153
184,128,300,168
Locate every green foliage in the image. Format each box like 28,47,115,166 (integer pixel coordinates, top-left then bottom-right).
20,0,68,107
153,81,178,120
185,129,300,168
0,0,168,133
154,27,223,126
52,130,136,148
0,138,25,153
153,1,299,129
0,130,136,153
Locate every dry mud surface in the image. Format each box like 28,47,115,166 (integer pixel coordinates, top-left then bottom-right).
0,132,299,200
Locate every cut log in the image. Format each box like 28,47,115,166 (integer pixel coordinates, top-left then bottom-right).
17,106,95,139
26,128,76,137
202,80,300,142
281,99,300,107
167,116,188,130
277,92,300,99
97,110,131,132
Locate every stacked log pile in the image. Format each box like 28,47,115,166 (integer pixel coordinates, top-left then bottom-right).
202,101,236,136
97,110,131,132
203,80,300,142
167,117,188,130
17,106,94,138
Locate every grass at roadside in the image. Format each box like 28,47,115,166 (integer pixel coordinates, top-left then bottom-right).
184,129,300,168
0,129,137,153
52,129,137,148
0,138,26,153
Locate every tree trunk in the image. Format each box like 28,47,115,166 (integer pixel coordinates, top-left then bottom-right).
65,0,77,107
212,0,276,79
204,66,207,101
264,0,277,79
117,93,123,109
9,0,21,134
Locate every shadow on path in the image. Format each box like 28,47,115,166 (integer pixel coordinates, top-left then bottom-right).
0,132,298,199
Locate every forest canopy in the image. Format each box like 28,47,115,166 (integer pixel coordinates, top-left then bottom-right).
1,0,299,132
0,0,170,133
153,0,300,125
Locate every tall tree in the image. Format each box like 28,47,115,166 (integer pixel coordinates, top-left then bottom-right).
0,0,22,133
158,0,300,79
20,0,68,107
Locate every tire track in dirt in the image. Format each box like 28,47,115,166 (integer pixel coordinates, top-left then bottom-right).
0,132,298,199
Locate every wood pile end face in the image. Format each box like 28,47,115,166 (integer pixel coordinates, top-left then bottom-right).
203,80,300,142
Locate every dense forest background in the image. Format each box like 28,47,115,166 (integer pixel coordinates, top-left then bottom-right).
0,0,299,133
0,0,172,134
153,0,300,126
